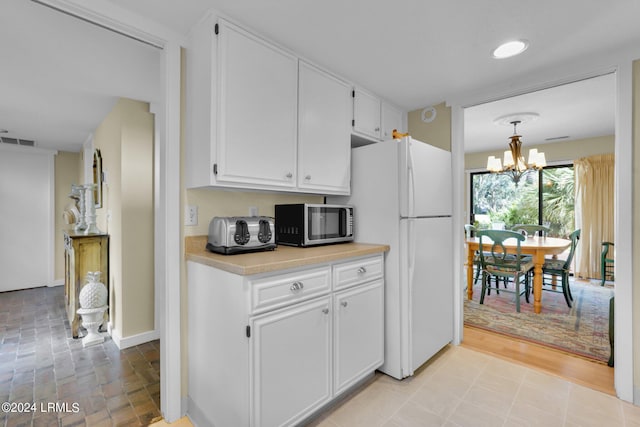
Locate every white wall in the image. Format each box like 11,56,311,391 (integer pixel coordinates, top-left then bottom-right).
0,145,56,291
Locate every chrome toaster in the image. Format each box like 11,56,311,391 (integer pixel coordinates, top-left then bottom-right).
206,216,276,255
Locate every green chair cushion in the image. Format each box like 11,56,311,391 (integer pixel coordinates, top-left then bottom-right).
543,259,565,271
486,259,534,275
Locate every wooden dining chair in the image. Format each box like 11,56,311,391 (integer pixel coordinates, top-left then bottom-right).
541,229,581,307
511,224,551,238
465,224,481,286
476,230,534,312
601,241,614,286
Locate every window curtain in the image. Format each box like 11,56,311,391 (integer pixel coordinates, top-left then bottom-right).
574,154,615,279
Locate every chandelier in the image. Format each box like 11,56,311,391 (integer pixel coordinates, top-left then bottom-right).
486,120,546,185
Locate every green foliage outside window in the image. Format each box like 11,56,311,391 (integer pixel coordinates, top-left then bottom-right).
471,167,574,238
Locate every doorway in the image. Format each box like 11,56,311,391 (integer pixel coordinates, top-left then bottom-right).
0,0,175,421
459,73,618,384
466,164,614,363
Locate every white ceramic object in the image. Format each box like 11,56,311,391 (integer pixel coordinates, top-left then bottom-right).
79,272,108,309
83,183,101,234
78,271,108,347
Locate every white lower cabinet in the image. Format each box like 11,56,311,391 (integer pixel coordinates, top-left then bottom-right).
187,254,384,427
251,297,332,427
334,280,384,396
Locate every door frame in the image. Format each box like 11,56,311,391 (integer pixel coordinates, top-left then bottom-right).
34,0,185,421
450,60,634,402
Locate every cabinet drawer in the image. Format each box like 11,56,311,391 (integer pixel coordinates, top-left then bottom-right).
333,255,383,290
250,266,331,314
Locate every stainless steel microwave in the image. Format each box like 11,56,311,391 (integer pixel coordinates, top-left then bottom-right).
275,204,354,247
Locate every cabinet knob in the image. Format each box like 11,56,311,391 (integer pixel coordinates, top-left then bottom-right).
305,175,311,180
341,301,348,308
357,267,367,274
374,127,380,132
285,172,293,179
289,281,304,292
322,308,329,314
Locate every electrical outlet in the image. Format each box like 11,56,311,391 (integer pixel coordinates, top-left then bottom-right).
249,206,258,217
185,205,198,226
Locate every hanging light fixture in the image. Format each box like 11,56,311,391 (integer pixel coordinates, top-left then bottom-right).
486,120,546,185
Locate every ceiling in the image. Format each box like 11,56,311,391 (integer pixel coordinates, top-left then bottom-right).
0,0,161,152
464,73,616,153
2,0,638,153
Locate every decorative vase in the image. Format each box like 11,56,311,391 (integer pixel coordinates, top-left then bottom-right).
72,184,87,232
77,271,108,347
83,183,101,235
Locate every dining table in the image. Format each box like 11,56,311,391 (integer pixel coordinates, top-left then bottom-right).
465,235,572,314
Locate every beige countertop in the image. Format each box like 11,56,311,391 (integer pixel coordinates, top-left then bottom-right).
185,235,389,276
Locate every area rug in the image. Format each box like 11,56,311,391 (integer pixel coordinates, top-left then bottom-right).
464,278,614,363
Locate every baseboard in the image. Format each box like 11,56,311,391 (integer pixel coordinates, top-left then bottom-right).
187,396,213,427
111,328,160,350
181,397,189,421
48,279,64,287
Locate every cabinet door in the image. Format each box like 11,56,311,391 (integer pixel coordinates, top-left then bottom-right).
334,280,384,396
381,102,405,141
216,20,298,188
298,62,351,194
352,88,381,140
251,297,332,427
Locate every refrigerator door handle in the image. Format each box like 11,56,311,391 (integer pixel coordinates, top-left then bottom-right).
407,139,416,218
406,218,416,375
408,219,416,272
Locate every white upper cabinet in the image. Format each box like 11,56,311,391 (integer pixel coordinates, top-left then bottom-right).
298,61,351,194
216,20,298,188
352,88,382,140
185,13,352,195
381,101,405,141
352,87,407,145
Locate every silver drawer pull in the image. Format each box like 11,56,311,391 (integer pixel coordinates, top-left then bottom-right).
357,267,367,274
289,281,304,292
285,172,293,178
305,175,311,180
341,301,348,307
322,308,329,314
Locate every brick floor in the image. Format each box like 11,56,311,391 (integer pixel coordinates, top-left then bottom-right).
0,286,161,426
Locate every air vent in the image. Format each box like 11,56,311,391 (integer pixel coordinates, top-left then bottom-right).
545,135,570,142
0,137,36,147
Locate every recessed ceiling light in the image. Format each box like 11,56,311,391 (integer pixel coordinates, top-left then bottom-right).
492,40,529,59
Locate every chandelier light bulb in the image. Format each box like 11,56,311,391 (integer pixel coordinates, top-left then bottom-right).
486,118,546,185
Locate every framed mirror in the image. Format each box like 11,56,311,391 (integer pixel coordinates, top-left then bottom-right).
93,149,103,208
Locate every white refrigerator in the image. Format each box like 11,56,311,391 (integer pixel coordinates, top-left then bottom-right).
328,136,453,379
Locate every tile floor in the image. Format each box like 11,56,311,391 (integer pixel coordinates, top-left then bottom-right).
305,345,640,427
0,286,161,426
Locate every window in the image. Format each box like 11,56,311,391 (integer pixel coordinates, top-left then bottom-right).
470,165,574,238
